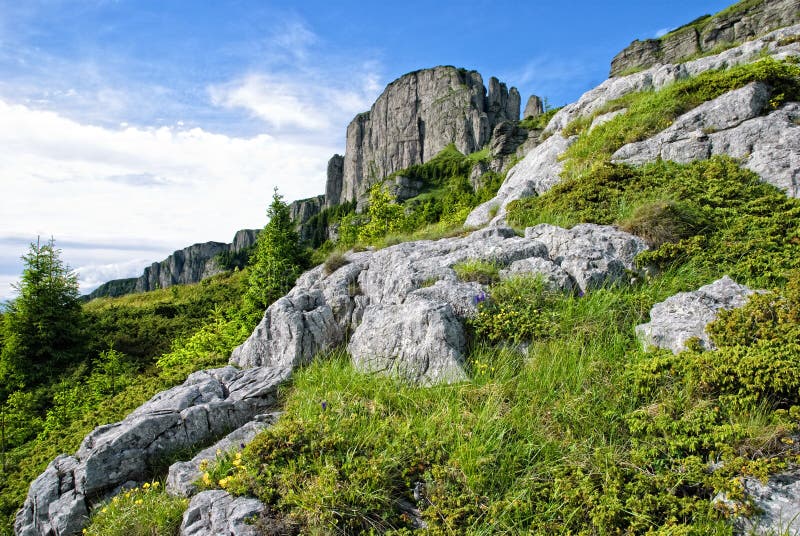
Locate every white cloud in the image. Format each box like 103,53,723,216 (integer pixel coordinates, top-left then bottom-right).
655,27,672,38
209,66,381,136
0,99,341,300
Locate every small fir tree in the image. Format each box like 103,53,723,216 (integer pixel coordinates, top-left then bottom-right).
245,189,304,312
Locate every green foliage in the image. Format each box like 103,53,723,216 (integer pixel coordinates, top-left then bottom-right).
357,184,409,244
302,200,356,249
245,189,305,312
508,157,800,288
214,244,254,271
619,200,709,247
452,259,500,285
84,481,186,536
468,276,560,343
561,58,800,179
83,269,248,361
0,238,85,391
518,106,562,130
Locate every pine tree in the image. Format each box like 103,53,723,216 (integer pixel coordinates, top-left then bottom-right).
245,190,304,312
0,237,84,390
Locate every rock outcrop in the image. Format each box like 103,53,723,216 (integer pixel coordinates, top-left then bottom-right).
610,0,800,77
466,23,800,227
324,154,345,208
180,490,264,536
721,468,800,535
85,229,260,300
15,366,287,536
18,223,648,536
523,95,544,119
635,276,754,354
341,67,520,207
612,82,800,197
166,414,279,498
232,224,648,376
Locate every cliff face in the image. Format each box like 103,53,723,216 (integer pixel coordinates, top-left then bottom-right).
610,0,800,76
338,66,520,206
85,229,259,300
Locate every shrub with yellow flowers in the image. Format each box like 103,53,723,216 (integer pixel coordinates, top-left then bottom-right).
196,448,250,496
82,480,186,536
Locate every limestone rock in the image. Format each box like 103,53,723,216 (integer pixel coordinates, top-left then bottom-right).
489,121,530,173
230,290,342,369
325,154,345,208
348,299,468,386
15,366,287,536
524,224,648,292
465,133,576,226
635,276,754,354
523,95,544,119
288,195,326,242
613,83,800,197
180,490,264,536
610,0,800,76
341,66,520,207
728,469,800,535
466,24,800,227
166,414,279,498
232,225,646,385
500,257,576,291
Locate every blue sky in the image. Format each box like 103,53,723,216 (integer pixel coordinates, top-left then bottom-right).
0,0,734,300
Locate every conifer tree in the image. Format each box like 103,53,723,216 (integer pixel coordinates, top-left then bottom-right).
245,190,304,313
0,237,84,390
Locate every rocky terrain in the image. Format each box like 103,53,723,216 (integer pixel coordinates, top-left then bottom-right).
85,229,259,300
15,1,800,534
610,0,800,76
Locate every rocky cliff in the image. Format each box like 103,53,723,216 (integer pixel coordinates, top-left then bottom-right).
85,229,259,300
610,0,800,76
338,66,520,207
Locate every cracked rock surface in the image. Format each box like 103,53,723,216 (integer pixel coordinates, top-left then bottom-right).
14,366,287,536
612,82,800,197
233,225,647,379
180,490,264,536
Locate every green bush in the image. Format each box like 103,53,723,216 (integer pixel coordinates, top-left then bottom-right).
323,252,350,275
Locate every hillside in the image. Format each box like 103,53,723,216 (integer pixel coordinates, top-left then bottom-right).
6,0,800,535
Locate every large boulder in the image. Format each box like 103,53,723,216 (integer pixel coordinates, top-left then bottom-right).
348,299,468,386
15,366,287,536
180,490,265,536
635,276,754,354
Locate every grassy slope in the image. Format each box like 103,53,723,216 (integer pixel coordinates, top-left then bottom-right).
0,270,253,535
38,54,800,535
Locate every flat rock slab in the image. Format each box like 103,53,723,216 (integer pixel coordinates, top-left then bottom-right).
635,276,754,354
180,490,264,536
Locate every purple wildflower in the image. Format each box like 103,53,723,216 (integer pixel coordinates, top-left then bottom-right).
321,401,328,411
472,291,487,305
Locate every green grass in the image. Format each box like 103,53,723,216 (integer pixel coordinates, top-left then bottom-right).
84,481,187,536
201,261,800,534
453,260,501,285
